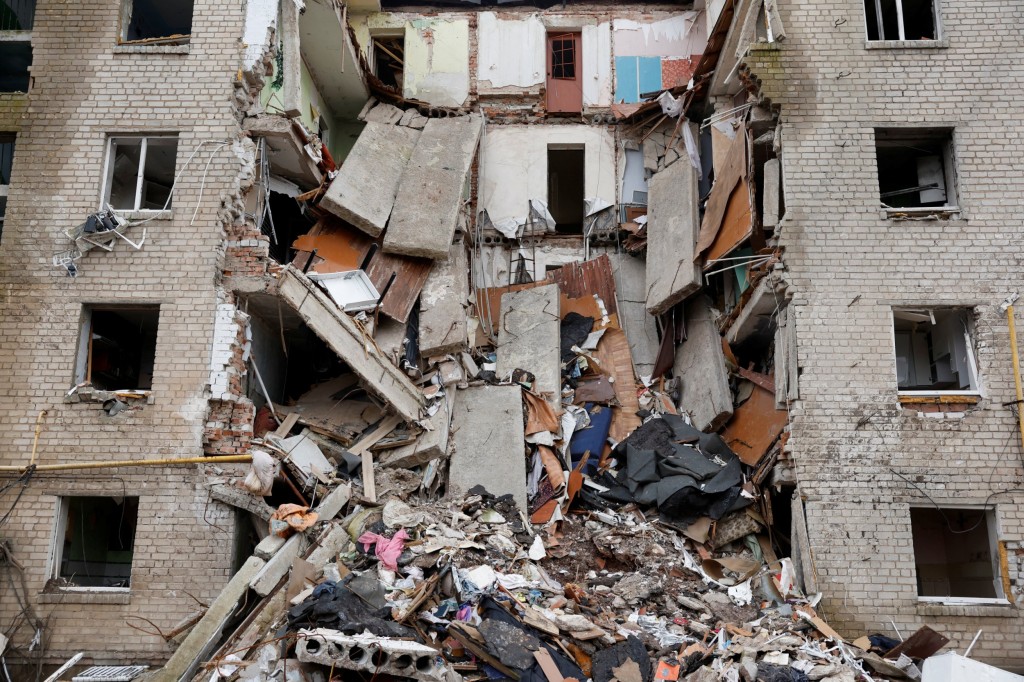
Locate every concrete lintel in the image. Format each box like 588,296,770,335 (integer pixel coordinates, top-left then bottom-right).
496,284,561,412
419,243,469,356
673,296,733,432
209,483,275,521
645,154,701,316
251,534,307,596
314,483,352,521
279,0,303,118
151,556,266,682
448,385,527,512
384,115,484,260
275,267,424,423
379,391,455,469
319,123,420,237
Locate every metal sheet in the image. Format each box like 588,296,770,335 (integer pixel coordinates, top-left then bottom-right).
720,382,787,467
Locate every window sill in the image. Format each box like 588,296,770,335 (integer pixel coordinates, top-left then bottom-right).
38,589,131,605
113,44,190,55
114,210,172,221
882,207,963,221
898,393,980,403
865,39,949,50
916,599,1017,618
0,31,31,43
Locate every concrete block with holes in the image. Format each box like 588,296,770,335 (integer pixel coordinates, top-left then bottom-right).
296,629,454,681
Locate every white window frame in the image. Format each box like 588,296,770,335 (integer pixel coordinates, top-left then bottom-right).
48,496,136,593
892,307,981,397
99,134,178,215
865,0,942,42
911,504,1005,605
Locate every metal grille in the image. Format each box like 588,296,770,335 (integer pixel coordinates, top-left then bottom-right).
72,665,148,682
0,0,36,31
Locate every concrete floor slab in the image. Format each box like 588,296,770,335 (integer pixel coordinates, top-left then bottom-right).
384,115,484,259
448,385,527,512
674,296,733,431
645,156,701,316
419,243,469,356
496,284,561,411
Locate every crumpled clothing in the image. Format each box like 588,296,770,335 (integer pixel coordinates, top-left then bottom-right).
358,529,410,571
269,504,318,538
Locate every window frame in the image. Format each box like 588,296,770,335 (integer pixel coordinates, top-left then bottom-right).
117,0,193,46
874,127,960,217
99,134,178,215
891,307,981,397
864,0,943,43
910,504,1005,605
48,495,139,593
75,304,161,392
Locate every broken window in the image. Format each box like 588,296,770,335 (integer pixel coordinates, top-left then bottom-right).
0,0,33,93
864,0,937,41
546,32,582,114
548,146,585,234
875,128,957,211
52,496,139,589
893,308,978,393
103,136,178,212
0,133,12,241
372,36,404,90
120,0,193,45
77,306,160,391
911,506,1001,601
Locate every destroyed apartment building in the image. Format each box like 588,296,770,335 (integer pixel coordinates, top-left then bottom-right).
0,0,1022,679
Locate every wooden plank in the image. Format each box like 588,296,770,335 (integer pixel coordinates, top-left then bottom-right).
351,415,402,504
274,412,300,437
591,324,642,442
292,217,433,324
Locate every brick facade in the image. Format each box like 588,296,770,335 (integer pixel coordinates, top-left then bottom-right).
744,0,1024,666
0,0,248,668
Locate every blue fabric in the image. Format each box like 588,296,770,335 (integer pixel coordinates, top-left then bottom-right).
570,403,613,475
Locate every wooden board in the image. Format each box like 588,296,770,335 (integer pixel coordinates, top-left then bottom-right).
591,326,642,442
292,216,433,324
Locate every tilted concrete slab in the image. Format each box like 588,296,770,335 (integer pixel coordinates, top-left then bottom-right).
673,296,733,432
497,284,561,411
610,254,659,378
726,275,784,348
150,556,266,682
319,123,420,237
645,155,701,316
275,267,424,423
449,385,527,512
243,115,322,189
419,243,469,356
380,391,454,469
384,115,484,259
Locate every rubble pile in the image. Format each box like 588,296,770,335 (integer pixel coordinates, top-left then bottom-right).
152,98,1004,682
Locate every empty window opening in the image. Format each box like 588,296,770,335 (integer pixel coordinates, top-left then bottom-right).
0,40,31,92
893,308,978,393
0,133,12,241
121,0,193,45
372,36,404,90
104,136,178,212
77,306,160,391
875,129,956,210
546,32,582,114
548,147,585,234
52,496,139,589
865,0,936,41
0,0,36,31
266,189,314,264
911,506,1000,600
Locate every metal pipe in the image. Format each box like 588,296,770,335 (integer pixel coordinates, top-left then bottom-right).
29,410,46,467
1005,303,1024,455
0,455,252,474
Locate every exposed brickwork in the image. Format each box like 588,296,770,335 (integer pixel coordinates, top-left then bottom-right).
0,0,249,667
744,0,1024,667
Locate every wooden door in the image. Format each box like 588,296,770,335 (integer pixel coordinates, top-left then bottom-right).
546,32,582,114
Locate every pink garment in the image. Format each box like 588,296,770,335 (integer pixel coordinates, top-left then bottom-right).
357,529,410,571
